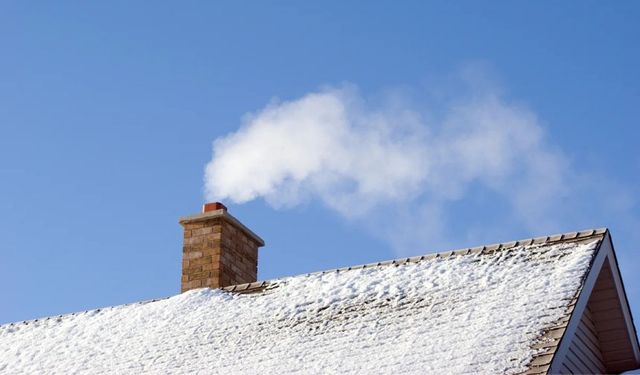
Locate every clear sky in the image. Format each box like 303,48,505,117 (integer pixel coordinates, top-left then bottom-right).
1,2,639,326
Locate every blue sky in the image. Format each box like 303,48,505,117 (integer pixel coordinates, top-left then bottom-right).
1,2,639,325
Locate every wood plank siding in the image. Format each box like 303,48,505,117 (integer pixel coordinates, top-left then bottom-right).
557,307,606,374
589,261,637,373
557,258,638,374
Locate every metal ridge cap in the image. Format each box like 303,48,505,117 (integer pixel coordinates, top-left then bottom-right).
4,228,606,324
221,227,609,294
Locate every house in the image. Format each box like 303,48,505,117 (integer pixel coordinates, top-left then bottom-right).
0,203,639,374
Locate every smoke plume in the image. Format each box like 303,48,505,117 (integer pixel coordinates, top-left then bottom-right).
203,82,617,254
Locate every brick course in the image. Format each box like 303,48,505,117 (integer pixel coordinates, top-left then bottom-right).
179,208,264,292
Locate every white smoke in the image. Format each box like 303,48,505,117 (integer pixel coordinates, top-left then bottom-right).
204,83,576,253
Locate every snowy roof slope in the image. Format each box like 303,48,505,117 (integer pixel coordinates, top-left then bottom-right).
0,230,606,375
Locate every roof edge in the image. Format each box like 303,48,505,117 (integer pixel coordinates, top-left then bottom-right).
530,232,608,374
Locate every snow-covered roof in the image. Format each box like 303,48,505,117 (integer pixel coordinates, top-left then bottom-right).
0,229,611,374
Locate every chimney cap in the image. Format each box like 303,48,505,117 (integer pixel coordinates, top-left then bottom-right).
203,202,227,213
180,202,264,247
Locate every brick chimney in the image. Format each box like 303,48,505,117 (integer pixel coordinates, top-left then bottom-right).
179,202,265,292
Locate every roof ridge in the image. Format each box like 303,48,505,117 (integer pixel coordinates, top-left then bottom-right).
1,228,608,326
222,227,608,293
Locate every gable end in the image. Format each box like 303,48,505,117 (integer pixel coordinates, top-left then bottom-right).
548,233,640,374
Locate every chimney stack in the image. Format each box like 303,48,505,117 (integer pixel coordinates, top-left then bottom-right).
179,202,265,292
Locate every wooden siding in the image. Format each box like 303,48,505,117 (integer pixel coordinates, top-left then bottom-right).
557,307,606,374
556,257,638,374
589,260,638,373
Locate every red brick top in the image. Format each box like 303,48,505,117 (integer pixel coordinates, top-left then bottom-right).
203,202,227,213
